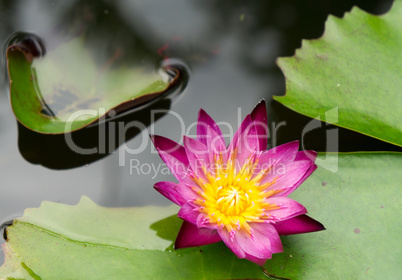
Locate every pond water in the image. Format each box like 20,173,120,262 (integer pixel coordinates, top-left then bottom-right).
0,0,398,266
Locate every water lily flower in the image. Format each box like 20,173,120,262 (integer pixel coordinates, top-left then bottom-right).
152,100,325,266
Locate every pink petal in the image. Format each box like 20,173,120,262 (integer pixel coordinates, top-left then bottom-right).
228,115,258,167
228,114,252,152
251,223,283,254
175,221,222,249
183,136,210,180
218,223,283,265
205,126,228,163
261,160,316,196
154,181,186,206
197,109,223,146
265,197,307,221
252,141,300,176
295,150,317,163
151,135,189,165
177,203,200,224
233,225,273,260
196,212,218,230
174,183,201,203
250,100,268,151
266,141,300,163
278,164,317,197
229,223,283,265
217,228,246,259
151,135,193,185
273,214,326,235
244,254,267,266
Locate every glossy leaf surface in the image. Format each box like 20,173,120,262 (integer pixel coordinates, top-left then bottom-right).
1,153,400,279
275,1,402,146
0,197,267,279
267,152,401,279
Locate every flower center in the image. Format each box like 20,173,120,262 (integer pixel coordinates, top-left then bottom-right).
217,185,247,216
191,149,281,236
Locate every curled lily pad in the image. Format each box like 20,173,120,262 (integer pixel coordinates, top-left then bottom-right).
7,36,179,134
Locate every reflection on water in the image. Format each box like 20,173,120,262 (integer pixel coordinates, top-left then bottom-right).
0,0,398,266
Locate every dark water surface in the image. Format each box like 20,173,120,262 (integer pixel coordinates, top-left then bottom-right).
0,0,398,266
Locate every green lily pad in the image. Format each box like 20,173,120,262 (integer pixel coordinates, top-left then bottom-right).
0,197,268,280
1,153,400,279
7,37,178,134
274,1,402,147
267,152,401,279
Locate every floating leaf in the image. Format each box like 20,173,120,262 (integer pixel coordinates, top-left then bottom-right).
1,153,400,279
274,1,402,147
0,197,267,279
7,36,179,134
266,153,401,279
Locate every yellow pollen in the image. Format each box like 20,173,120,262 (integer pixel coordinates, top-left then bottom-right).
192,150,282,236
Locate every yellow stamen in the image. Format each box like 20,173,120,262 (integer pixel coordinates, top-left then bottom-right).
194,152,284,237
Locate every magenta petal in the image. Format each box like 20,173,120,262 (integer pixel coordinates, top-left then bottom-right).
279,164,317,197
217,228,246,259
154,181,186,206
234,224,275,261
262,160,316,196
265,197,307,221
267,141,300,163
244,254,267,266
174,183,201,203
175,221,222,249
183,136,209,159
253,141,300,175
251,223,283,254
196,212,218,230
295,150,317,163
183,136,210,180
267,140,300,162
250,100,268,151
177,203,199,224
151,135,189,165
228,114,252,152
205,126,227,161
273,214,325,235
228,115,258,167
197,109,223,146
151,135,193,185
